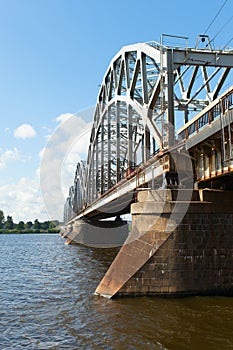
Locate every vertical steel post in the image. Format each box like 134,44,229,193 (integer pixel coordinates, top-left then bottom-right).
107,108,111,189
166,49,175,173
91,154,95,201
144,126,150,161
116,102,121,182
141,134,144,164
128,104,133,169
101,119,104,194
166,49,175,147
141,52,148,104
95,135,99,198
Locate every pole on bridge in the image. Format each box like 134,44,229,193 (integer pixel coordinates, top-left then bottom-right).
166,49,176,173
166,49,175,148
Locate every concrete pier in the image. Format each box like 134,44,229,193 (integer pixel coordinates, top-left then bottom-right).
95,189,233,298
61,219,129,248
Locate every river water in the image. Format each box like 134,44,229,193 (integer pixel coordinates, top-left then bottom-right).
0,233,233,350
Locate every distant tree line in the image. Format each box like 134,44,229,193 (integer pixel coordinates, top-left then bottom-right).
0,210,61,233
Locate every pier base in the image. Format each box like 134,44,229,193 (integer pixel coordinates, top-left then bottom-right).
61,219,129,248
95,189,233,298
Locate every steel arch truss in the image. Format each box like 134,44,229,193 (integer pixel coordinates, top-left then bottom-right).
85,42,233,205
65,40,233,218
85,44,165,205
64,161,86,222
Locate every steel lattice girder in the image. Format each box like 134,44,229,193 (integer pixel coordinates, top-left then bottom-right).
64,161,86,222
64,41,233,218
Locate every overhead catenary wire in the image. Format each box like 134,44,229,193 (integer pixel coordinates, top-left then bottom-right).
173,0,233,108
223,36,233,49
174,0,232,91
174,1,231,90
209,14,233,47
174,34,233,108
204,0,229,34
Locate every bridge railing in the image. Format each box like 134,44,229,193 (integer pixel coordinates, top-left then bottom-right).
178,86,233,140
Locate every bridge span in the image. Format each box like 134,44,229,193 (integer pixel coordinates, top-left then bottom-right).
61,36,233,298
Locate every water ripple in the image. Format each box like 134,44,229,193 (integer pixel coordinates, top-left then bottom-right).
0,234,233,349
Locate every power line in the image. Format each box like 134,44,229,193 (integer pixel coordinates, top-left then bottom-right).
210,14,233,45
204,0,229,34
223,36,233,48
174,3,233,96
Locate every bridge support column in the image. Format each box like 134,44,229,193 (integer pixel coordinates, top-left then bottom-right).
95,189,233,298
62,219,129,248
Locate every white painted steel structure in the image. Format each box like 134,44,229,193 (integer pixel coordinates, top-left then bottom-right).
64,37,233,223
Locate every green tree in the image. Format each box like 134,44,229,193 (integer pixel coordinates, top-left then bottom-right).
49,221,55,229
25,221,33,230
41,221,50,230
4,215,14,230
33,219,41,231
16,221,25,232
0,210,5,229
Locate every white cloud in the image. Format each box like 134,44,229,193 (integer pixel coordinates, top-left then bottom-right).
55,113,74,125
0,147,21,169
39,147,46,160
61,129,91,196
0,176,50,222
44,113,82,142
14,123,36,139
40,111,93,220
0,110,93,223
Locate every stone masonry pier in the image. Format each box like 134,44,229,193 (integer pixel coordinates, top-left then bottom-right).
95,189,233,298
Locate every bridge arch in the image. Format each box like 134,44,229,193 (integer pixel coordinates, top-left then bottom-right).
64,39,233,221
85,43,167,205
64,161,86,222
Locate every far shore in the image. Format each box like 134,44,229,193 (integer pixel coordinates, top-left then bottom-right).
0,229,60,234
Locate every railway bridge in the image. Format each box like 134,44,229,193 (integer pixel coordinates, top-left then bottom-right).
61,35,233,298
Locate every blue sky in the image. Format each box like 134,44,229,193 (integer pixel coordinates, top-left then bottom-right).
0,0,232,222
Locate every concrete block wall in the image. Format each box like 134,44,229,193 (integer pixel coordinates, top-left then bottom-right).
118,210,233,297
95,189,233,298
